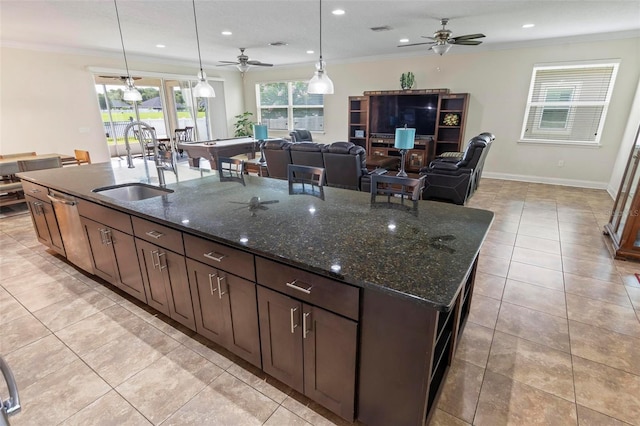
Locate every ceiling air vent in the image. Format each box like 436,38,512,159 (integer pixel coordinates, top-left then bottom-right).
370,26,393,32
268,41,288,46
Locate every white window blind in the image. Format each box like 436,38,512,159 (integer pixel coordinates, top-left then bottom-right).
521,62,619,144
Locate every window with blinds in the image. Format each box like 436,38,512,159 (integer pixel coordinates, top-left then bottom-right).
520,61,619,144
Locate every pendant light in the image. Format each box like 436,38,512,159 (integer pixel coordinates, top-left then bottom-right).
307,0,334,94
192,0,215,98
114,0,141,102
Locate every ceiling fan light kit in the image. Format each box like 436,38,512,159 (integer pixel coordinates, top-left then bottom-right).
113,0,141,102
308,0,334,94
191,0,215,98
432,43,452,56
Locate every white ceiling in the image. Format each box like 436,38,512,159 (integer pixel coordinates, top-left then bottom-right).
2,0,640,71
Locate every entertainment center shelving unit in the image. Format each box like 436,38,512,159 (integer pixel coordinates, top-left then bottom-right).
348,89,469,173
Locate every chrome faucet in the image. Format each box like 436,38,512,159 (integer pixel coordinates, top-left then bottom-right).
123,121,176,187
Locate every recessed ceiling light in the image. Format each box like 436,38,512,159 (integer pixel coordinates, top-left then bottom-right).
306,50,314,54
221,30,232,36
522,23,535,28
399,38,409,43
332,9,345,15
156,44,166,48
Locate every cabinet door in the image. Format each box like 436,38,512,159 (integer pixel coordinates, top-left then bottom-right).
188,259,227,345
257,286,304,393
161,249,195,331
137,238,170,316
26,195,53,247
223,272,261,368
110,228,146,303
81,216,117,283
303,304,358,421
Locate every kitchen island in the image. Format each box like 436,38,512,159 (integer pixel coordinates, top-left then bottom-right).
18,163,493,425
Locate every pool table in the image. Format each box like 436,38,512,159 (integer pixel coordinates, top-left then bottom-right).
178,137,259,169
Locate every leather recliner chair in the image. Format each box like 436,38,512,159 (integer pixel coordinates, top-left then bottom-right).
262,139,292,179
419,135,491,205
289,142,326,169
289,129,313,142
322,141,368,190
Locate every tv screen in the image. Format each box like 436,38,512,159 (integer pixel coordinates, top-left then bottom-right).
370,94,438,136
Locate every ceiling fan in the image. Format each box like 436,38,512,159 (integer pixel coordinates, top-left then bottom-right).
398,18,485,55
218,48,273,72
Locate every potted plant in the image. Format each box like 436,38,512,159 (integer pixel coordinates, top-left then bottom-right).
400,72,415,90
233,111,254,137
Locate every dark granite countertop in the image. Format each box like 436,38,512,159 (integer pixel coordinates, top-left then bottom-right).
18,163,493,311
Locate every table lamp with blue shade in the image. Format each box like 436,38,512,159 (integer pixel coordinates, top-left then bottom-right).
253,124,268,163
395,125,416,177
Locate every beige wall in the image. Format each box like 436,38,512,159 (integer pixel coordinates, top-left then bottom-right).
2,37,639,188
0,46,244,163
242,37,640,188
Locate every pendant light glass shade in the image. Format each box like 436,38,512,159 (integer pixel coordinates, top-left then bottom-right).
432,43,452,56
308,61,334,94
114,0,141,102
193,70,216,98
308,0,334,95
192,0,215,98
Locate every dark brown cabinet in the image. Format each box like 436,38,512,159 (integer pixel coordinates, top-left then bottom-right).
136,238,195,330
24,194,65,256
257,285,357,421
435,93,469,157
79,213,146,303
187,258,261,367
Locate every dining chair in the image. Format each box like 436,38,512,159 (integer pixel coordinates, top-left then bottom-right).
370,174,424,210
217,156,245,185
73,149,91,165
288,164,325,200
17,157,62,172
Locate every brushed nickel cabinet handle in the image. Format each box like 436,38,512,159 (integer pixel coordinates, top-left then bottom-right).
303,312,311,339
216,275,226,299
103,229,112,245
290,307,298,334
157,252,167,270
286,280,312,295
145,230,164,239
204,251,226,262
208,273,217,296
150,250,159,269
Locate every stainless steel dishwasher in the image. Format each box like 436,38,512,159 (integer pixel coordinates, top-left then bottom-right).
47,190,93,273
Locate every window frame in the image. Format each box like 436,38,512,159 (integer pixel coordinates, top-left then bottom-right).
255,81,325,133
519,60,619,146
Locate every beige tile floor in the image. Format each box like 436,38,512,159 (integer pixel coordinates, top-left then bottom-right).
1,178,639,425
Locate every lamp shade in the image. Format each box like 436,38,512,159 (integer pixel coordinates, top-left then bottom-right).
253,124,268,140
395,127,416,150
123,85,142,102
193,70,216,98
432,43,452,56
308,61,334,94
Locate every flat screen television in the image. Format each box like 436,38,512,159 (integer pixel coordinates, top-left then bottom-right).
369,94,438,136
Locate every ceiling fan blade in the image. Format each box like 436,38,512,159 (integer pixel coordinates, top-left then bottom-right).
247,60,273,67
219,61,239,65
451,39,483,46
398,41,436,48
420,36,436,41
451,33,486,41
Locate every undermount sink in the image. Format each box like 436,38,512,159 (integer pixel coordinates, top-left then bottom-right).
92,183,173,201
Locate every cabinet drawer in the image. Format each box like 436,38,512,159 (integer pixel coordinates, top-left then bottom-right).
21,181,49,202
132,216,184,255
77,199,133,234
184,233,254,281
256,257,359,321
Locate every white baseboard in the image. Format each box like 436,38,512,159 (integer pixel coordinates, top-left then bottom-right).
483,172,608,190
